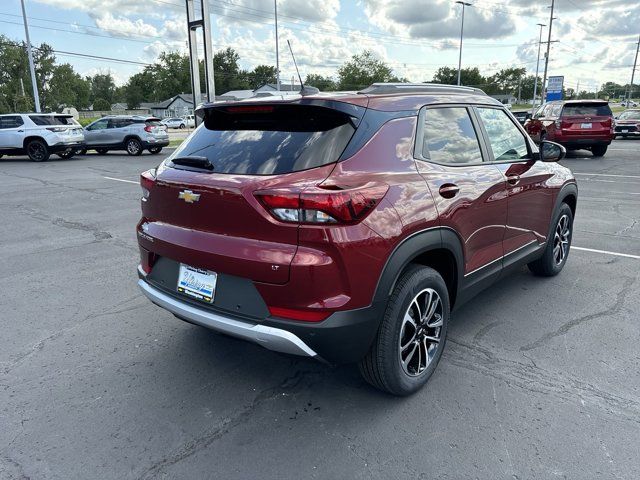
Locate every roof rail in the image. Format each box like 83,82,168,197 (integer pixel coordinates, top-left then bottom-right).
358,82,487,96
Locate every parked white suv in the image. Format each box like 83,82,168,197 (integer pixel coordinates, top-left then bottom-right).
0,113,84,161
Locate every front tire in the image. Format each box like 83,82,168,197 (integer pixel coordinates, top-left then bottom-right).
528,203,573,277
591,145,607,157
179,124,185,129
359,265,449,396
26,139,50,162
126,138,143,156
57,149,75,159
148,147,162,154
96,148,109,155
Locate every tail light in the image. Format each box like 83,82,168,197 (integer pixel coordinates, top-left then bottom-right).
144,125,153,133
140,169,156,199
268,306,330,322
139,246,157,275
254,184,389,224
46,127,67,132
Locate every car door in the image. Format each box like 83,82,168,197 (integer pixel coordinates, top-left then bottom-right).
475,106,553,256
106,118,127,145
84,119,108,146
0,115,25,149
414,105,508,279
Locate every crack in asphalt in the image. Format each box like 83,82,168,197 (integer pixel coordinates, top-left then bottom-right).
519,275,635,352
136,369,328,479
447,337,640,425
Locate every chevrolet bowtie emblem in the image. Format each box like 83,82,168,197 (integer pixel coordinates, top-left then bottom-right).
178,190,200,203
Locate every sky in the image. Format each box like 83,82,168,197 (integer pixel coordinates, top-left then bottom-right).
1,0,639,96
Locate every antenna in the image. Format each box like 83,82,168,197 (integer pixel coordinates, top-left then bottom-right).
286,40,319,96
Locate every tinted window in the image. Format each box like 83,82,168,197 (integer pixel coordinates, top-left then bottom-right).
170,105,355,175
421,107,483,164
477,108,529,161
618,110,640,120
562,103,612,116
550,104,562,117
88,119,108,130
0,116,24,129
29,115,75,126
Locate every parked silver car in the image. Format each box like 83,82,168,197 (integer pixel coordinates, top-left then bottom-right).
80,116,169,156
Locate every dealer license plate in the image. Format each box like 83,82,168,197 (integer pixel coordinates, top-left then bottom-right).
177,264,217,303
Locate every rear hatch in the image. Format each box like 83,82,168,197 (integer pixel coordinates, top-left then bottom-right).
140,102,361,284
560,102,612,136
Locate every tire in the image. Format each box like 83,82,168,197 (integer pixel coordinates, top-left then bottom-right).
96,148,109,155
148,147,162,154
359,265,450,396
57,149,75,159
77,148,87,156
179,124,185,129
126,138,143,156
26,139,50,162
591,145,607,157
528,203,573,277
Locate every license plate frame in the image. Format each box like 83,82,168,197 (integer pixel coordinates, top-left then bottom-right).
621,129,629,133
580,122,592,129
176,264,217,304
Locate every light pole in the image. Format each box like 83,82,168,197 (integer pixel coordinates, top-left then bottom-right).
531,23,546,115
541,0,555,103
627,35,639,107
456,1,472,86
20,0,40,112
274,0,280,91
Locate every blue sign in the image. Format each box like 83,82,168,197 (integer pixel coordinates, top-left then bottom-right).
546,75,564,101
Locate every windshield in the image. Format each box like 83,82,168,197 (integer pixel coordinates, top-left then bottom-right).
169,105,355,175
561,103,612,117
617,110,640,121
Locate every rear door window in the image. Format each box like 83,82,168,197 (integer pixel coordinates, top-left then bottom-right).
562,103,612,116
420,107,483,165
170,105,356,175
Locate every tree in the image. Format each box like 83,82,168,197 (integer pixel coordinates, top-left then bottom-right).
214,47,250,93
89,73,116,104
431,66,485,88
92,97,111,111
337,51,400,90
249,65,277,89
47,64,91,110
305,73,337,91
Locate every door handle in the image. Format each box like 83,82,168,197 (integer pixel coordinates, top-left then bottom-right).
18,130,24,132
439,183,459,199
506,175,520,185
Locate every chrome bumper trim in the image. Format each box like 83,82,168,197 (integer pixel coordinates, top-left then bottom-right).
138,279,317,358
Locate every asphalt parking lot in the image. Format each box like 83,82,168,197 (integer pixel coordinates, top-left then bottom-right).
1,141,639,480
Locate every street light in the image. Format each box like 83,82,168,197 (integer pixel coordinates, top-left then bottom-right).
531,23,546,115
456,1,472,86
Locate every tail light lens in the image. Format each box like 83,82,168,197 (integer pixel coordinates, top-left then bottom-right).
268,306,330,322
140,169,156,199
139,246,157,275
254,184,388,224
144,125,153,133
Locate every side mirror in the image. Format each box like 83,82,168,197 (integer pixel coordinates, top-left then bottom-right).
540,140,566,162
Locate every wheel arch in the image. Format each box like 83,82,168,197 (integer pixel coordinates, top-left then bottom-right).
373,227,464,310
556,182,578,217
23,136,47,149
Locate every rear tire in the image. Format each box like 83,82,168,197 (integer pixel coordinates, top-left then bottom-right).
591,145,607,157
359,265,449,396
57,149,75,159
96,148,108,155
126,138,143,156
26,139,50,162
179,124,185,129
148,147,162,154
528,203,573,277
77,148,87,156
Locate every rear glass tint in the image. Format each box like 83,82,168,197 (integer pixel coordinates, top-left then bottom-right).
169,105,355,175
29,115,76,126
562,103,612,116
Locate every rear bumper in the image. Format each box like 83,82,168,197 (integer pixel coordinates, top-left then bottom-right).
50,141,85,152
556,138,612,148
138,277,318,358
142,139,169,148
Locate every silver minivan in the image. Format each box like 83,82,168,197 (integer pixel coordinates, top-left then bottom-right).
81,116,169,156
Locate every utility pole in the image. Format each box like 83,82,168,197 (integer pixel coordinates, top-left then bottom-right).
456,2,472,86
627,35,640,106
541,0,555,103
531,23,545,115
20,0,40,112
275,0,280,91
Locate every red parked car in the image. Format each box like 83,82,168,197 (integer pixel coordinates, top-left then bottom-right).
137,83,577,395
525,99,614,156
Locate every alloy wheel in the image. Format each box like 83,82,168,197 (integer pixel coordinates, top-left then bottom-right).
399,288,443,376
28,142,46,161
127,140,140,155
553,214,571,265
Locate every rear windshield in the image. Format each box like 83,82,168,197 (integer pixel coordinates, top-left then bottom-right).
561,103,612,117
618,110,640,121
169,105,355,175
29,115,77,126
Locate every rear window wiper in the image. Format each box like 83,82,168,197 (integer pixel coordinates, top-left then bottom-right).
170,156,214,171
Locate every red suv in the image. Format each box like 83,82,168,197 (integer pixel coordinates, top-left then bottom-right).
525,99,614,156
137,84,577,395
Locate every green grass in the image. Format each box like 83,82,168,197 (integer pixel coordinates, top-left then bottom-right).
511,103,533,110
168,139,184,148
78,117,99,127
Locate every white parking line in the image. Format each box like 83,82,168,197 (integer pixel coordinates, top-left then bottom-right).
574,173,640,179
573,246,640,260
103,176,138,184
